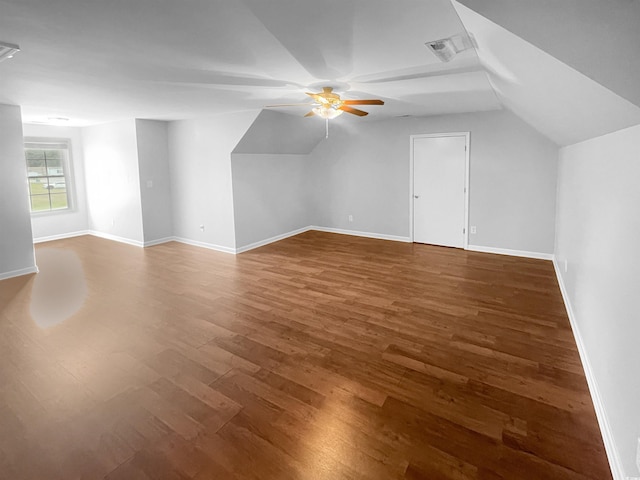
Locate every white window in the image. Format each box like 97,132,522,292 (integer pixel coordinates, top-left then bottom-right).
24,139,72,213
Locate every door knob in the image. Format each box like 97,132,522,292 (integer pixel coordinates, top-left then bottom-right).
414,195,420,198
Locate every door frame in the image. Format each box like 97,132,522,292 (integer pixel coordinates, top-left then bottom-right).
409,132,470,249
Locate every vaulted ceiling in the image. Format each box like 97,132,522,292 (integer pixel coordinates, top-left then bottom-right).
456,0,640,109
0,0,497,125
452,2,640,146
0,0,638,146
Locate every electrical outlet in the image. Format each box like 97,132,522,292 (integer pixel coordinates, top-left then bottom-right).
199,224,205,232
146,179,153,188
470,226,477,234
348,215,353,222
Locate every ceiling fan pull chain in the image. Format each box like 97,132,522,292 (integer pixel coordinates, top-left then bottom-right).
326,118,329,139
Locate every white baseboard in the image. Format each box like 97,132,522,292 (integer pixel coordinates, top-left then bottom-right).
553,259,624,480
40,230,236,253
172,237,236,254
143,237,174,247
311,226,411,243
33,230,172,249
88,230,144,248
237,226,410,254
467,244,554,260
0,265,39,281
33,230,90,244
236,226,312,254
33,226,411,256
34,230,553,270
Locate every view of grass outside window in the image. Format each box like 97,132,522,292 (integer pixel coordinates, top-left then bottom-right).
25,140,70,213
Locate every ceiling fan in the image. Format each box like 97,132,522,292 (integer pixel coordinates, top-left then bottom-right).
267,86,384,118
267,86,384,137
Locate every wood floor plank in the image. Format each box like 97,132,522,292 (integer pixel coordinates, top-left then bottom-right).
0,232,612,479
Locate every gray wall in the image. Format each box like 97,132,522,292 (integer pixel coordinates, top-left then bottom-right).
0,104,36,279
308,110,559,254
23,124,89,240
82,119,144,244
230,109,324,250
167,111,259,250
555,123,640,478
14,109,559,259
135,119,173,244
232,154,312,249
26,120,173,245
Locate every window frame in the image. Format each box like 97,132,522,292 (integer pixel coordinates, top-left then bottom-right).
24,137,75,216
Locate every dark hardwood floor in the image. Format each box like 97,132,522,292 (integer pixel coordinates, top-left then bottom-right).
0,231,611,479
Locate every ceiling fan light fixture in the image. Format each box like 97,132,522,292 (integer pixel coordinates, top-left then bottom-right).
0,41,20,63
268,87,382,119
312,105,343,119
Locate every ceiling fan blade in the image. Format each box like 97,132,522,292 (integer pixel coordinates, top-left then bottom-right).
339,105,368,116
304,111,315,117
342,99,384,105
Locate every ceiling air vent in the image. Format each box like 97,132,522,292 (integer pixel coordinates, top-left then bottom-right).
0,42,20,63
425,33,473,62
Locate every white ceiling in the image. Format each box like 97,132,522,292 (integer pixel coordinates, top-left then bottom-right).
453,2,640,146
2,0,637,145
0,0,500,126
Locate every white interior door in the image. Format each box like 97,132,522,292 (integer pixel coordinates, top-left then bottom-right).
413,135,467,248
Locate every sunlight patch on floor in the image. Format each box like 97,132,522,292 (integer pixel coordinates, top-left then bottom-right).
30,248,87,328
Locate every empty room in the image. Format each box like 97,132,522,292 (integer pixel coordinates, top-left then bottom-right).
1,1,639,479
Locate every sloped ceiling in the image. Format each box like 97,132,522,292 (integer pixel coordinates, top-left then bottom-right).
0,0,499,125
455,0,640,108
233,110,324,155
453,1,640,146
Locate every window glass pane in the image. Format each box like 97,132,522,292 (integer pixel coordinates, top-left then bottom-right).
29,178,48,195
45,151,64,175
41,177,66,191
51,178,66,193
43,149,62,160
30,194,52,212
27,158,47,177
25,149,45,161
50,193,68,210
